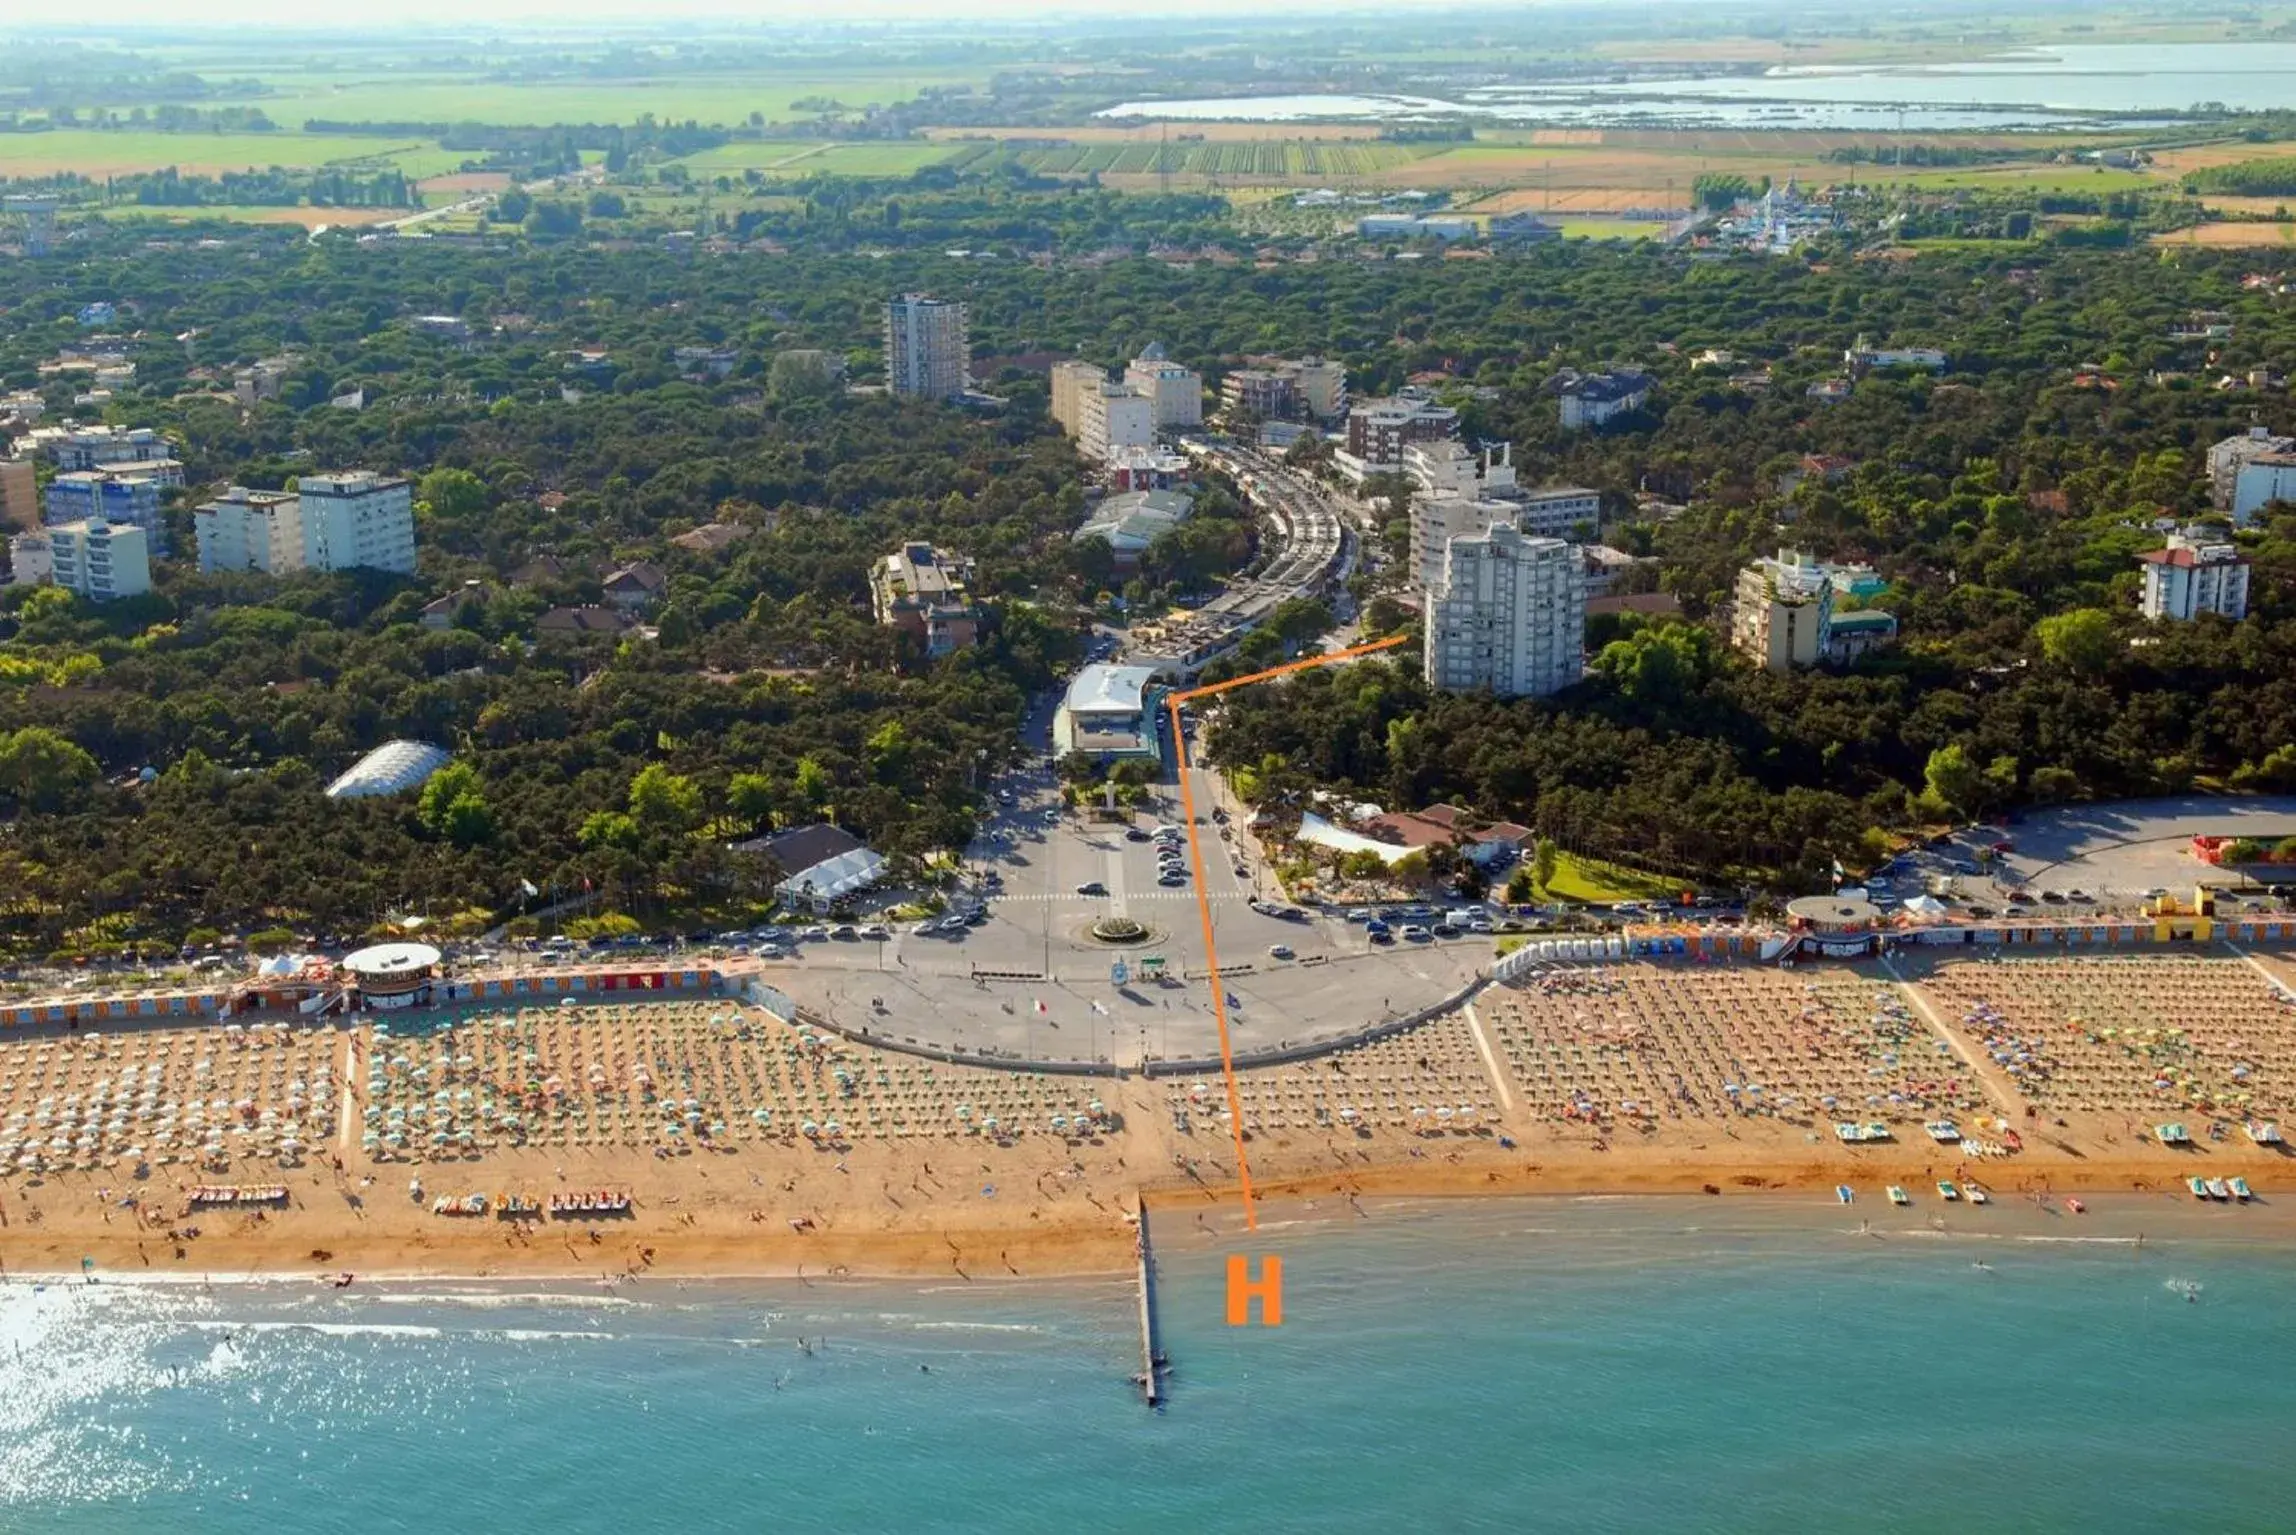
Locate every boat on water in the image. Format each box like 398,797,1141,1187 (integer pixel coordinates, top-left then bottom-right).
2188,1175,2213,1200
2204,1178,2231,1201
2228,1176,2254,1202
1937,1180,1960,1201
1836,1184,1855,1204
1967,1185,1990,1205
1887,1185,1910,1206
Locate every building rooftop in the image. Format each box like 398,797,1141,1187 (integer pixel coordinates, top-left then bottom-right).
299,470,407,496
1556,369,1653,402
536,605,635,635
1064,663,1159,718
2139,541,2244,568
325,740,452,800
731,821,866,871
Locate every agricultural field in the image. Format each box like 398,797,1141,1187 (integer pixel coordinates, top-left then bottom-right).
0,130,449,179
671,140,961,177
922,122,1391,145
194,69,988,131
1892,164,2162,195
1548,217,1666,240
2152,222,2296,247
90,203,402,229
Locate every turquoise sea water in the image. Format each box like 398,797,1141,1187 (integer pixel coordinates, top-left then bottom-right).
5,1196,2294,1533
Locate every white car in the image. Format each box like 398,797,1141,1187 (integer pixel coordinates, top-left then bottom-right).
858,923,891,940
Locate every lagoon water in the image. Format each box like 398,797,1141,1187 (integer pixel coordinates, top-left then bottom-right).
5,1196,2295,1533
1100,42,2296,128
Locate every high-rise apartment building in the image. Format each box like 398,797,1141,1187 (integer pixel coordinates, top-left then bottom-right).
883,293,971,401
46,518,151,601
1123,344,1202,430
294,471,417,575
2139,532,2250,622
1078,383,1156,462
1050,360,1106,434
44,466,171,554
0,456,36,532
1732,549,1833,671
1422,525,1585,698
194,485,307,574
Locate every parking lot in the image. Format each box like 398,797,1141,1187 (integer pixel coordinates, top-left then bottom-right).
752,744,1490,1068
1878,796,2296,919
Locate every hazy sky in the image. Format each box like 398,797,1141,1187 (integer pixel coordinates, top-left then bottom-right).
11,0,1537,28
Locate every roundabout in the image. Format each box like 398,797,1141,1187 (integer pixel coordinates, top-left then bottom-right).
1088,915,1154,945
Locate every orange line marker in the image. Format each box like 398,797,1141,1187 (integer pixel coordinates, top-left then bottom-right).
1166,632,1409,1230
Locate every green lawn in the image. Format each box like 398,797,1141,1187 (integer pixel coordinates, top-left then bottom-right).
1538,852,1686,906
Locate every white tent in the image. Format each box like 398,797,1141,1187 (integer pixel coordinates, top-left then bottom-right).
1295,812,1415,866
777,848,888,911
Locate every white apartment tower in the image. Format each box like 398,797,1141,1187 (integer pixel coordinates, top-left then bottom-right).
46,518,151,601
1078,382,1156,462
294,471,417,574
2139,532,2250,621
1422,524,1585,698
194,485,306,574
1123,343,1202,429
883,293,970,401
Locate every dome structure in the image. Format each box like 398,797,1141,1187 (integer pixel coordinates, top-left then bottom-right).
325,740,452,800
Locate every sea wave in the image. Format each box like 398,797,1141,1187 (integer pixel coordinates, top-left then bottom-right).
363,1291,644,1311
189,1319,446,1339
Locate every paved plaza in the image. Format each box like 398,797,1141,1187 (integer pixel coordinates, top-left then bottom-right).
761,750,1487,1068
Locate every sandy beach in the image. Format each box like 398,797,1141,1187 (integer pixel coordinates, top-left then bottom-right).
2,953,2291,1283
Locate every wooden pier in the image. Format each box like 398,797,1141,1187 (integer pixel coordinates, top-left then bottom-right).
1133,1199,1170,1407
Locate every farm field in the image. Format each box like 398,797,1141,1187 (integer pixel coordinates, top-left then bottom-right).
674,141,961,177
198,70,988,130
2152,221,2296,247
89,203,403,229
1549,217,1666,240
974,137,1444,180
1892,164,2161,194
0,130,448,179
923,122,1391,145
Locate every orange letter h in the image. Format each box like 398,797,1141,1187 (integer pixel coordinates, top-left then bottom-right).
1225,1254,1283,1326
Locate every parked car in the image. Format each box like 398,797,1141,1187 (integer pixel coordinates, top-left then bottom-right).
832,925,858,940
858,923,891,941
1401,924,1433,942
1366,923,1394,944
1159,871,1188,887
